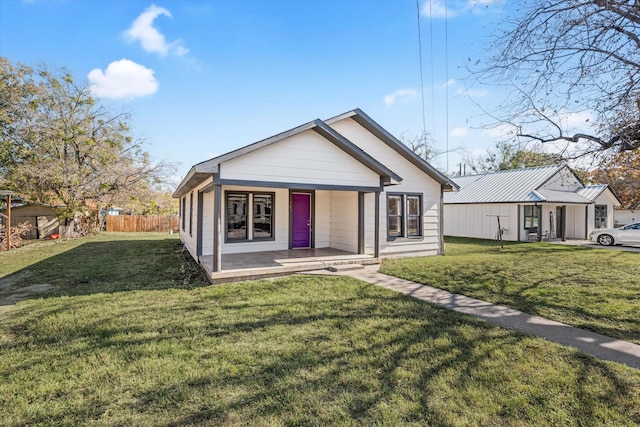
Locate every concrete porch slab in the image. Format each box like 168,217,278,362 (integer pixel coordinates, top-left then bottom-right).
199,248,378,284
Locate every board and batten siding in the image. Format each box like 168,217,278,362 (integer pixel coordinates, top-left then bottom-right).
444,203,519,241
219,130,380,188
329,117,443,255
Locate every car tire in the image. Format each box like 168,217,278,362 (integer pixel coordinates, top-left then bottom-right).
597,234,615,246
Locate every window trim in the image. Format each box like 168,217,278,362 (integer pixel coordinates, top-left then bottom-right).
225,191,276,243
594,204,607,229
524,205,539,230
189,192,194,236
386,192,423,241
181,196,186,231
252,192,275,241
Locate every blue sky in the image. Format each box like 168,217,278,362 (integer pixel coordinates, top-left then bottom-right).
1,0,510,183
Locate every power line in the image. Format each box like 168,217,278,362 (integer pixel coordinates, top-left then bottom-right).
416,0,427,142
445,0,450,174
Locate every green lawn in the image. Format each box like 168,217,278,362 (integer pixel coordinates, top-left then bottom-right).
380,237,640,345
1,234,639,425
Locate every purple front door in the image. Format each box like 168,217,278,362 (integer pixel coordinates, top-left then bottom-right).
291,193,311,248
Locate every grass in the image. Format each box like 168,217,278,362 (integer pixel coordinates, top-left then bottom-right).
380,237,640,345
1,234,639,425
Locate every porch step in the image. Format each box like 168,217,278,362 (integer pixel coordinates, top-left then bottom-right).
327,264,365,272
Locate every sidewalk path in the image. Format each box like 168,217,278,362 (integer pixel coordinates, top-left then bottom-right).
312,265,640,370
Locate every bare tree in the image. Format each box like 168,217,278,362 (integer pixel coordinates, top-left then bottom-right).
400,131,436,161
471,1,640,159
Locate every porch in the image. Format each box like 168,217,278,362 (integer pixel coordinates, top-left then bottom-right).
199,248,379,284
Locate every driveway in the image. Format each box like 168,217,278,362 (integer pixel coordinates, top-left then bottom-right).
549,239,640,253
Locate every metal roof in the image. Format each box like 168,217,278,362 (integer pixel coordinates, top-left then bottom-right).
444,165,563,204
577,185,607,201
443,164,616,205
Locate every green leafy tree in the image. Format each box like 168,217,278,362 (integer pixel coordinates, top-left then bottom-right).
581,149,640,209
463,142,565,174
1,58,173,232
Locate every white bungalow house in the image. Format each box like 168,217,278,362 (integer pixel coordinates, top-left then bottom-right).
443,165,621,242
173,109,457,282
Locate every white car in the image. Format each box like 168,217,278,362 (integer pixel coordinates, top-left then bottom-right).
590,222,640,246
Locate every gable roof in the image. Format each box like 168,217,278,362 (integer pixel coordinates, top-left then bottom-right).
578,185,623,206
443,164,619,205
173,117,403,198
174,109,455,197
325,108,457,191
444,165,564,204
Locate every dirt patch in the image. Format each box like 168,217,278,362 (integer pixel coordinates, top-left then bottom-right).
0,271,54,313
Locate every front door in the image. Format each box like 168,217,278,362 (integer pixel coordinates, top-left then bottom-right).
556,206,565,240
291,192,311,248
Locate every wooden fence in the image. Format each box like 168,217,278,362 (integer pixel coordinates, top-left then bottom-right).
106,215,179,232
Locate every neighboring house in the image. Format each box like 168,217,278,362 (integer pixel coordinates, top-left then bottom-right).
614,209,637,227
0,203,60,239
443,165,621,241
106,206,123,216
173,108,457,281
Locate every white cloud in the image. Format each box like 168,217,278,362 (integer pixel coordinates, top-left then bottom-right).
450,127,468,137
483,123,518,138
559,110,594,131
124,4,188,56
421,0,456,18
455,87,489,97
422,0,503,19
88,59,158,99
384,88,418,105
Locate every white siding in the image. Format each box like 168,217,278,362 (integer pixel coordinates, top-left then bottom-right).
201,191,214,255
220,130,380,188
330,191,358,252
615,209,638,226
328,118,444,256
540,166,582,192
315,190,331,248
444,203,518,241
179,177,214,261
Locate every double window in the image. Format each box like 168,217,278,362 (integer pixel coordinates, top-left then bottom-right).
595,205,607,229
387,193,422,240
226,192,274,242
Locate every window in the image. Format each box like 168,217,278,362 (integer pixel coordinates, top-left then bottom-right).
227,193,248,241
387,193,422,240
226,192,274,242
181,197,186,231
407,195,421,237
524,205,538,229
253,194,273,239
388,195,403,238
595,205,607,229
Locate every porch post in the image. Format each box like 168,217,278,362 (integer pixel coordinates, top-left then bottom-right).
374,191,380,258
358,192,364,254
213,184,222,272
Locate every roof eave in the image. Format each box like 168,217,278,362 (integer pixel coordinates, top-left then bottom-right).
329,108,457,189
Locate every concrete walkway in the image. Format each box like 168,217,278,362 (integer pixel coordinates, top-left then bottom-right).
311,265,640,370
